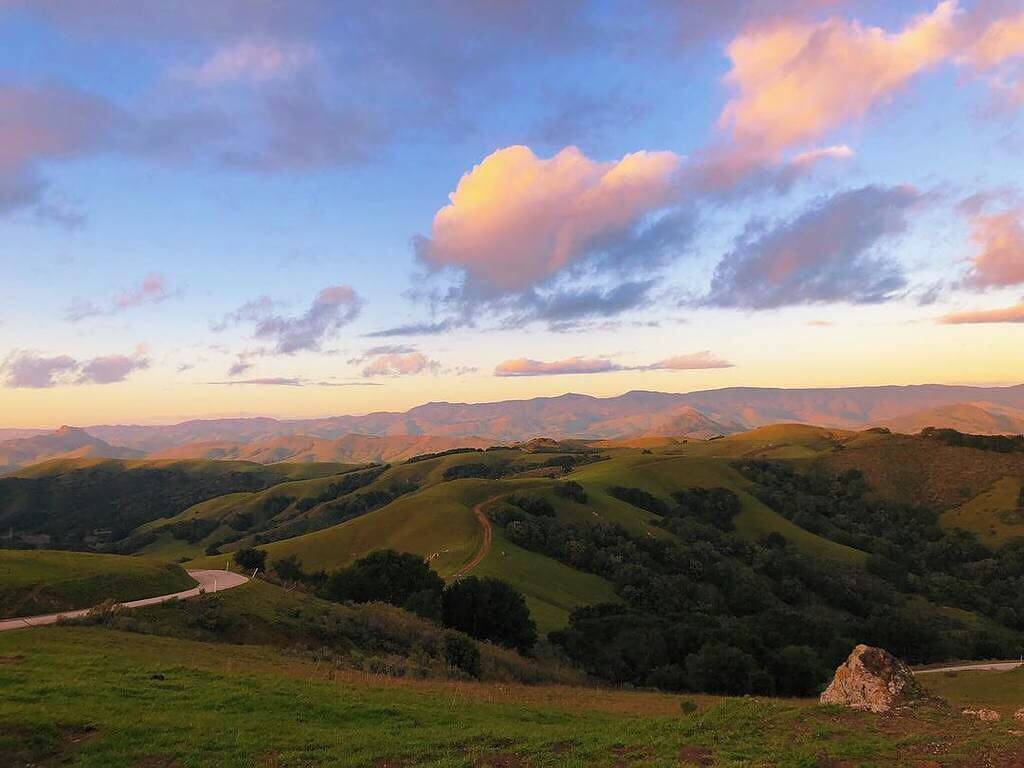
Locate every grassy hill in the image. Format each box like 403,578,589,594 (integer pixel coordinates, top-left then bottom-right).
1,624,1020,767
0,458,351,550
0,549,193,618
941,476,1024,547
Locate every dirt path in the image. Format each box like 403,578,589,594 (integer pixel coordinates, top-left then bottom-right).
914,661,1022,675
0,569,248,632
451,498,496,579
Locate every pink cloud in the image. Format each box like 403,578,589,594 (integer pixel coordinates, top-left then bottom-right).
177,39,316,86
415,145,681,295
718,2,959,158
939,303,1024,324
964,208,1024,288
495,356,620,377
647,353,733,371
77,354,150,385
362,351,438,377
494,352,732,377
2,350,149,387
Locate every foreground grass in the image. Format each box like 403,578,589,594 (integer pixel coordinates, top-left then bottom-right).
0,550,193,618
1,627,1021,767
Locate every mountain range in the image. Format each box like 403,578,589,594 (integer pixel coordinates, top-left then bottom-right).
2,383,1023,472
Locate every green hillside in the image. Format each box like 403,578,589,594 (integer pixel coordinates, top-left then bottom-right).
0,458,352,550
1,625,1019,768
941,476,1024,547
0,549,193,618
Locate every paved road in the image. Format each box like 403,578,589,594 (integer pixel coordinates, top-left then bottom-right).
914,661,1023,675
451,498,496,579
0,569,248,632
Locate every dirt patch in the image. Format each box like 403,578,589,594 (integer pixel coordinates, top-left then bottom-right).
677,746,714,766
0,723,100,766
550,740,575,755
0,653,25,665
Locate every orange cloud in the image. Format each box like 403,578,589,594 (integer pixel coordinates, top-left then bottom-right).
416,145,681,293
962,9,1024,70
965,209,1024,288
493,352,732,377
939,303,1024,324
718,2,959,156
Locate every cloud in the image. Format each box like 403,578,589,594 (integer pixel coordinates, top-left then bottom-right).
939,302,1024,324
365,319,460,338
77,354,150,384
414,145,681,296
512,281,657,326
963,208,1024,288
362,351,439,377
645,352,733,371
0,83,121,223
2,350,149,387
494,351,732,377
1,353,80,388
66,273,174,321
176,39,316,86
495,356,620,377
717,3,959,158
705,185,920,309
216,285,362,354
211,377,382,387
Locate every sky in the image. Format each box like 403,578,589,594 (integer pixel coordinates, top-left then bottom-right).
1,0,1023,428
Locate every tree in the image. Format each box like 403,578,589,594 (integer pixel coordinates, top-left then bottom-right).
322,550,444,619
685,643,756,695
442,576,537,653
234,547,266,572
272,554,306,583
443,632,481,678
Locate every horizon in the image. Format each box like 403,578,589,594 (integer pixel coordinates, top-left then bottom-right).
3,1,1024,427
5,379,1024,432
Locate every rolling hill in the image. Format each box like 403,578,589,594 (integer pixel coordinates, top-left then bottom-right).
0,426,143,471
878,401,1024,436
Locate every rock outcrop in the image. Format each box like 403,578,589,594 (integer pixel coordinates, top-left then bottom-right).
820,645,923,713
1014,707,1024,722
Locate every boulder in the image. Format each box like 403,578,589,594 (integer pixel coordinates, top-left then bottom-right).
962,708,1001,722
820,645,923,713
1014,708,1024,722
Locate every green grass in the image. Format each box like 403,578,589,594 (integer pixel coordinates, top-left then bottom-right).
0,549,194,618
0,627,1017,767
941,476,1024,547
919,666,1024,716
473,528,620,634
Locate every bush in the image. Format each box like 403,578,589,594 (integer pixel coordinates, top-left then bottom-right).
234,547,267,572
272,554,307,583
443,632,481,678
553,481,588,503
608,486,669,515
507,494,555,517
442,576,537,653
322,550,444,620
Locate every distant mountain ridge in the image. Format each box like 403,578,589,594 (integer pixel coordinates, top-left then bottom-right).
82,384,1024,449
2,384,1023,471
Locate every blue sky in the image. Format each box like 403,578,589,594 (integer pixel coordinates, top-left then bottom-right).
1,1,1023,427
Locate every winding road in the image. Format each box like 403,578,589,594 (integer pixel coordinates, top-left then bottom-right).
451,498,495,579
0,569,248,633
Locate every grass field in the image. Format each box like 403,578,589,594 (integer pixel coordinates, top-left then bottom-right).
941,476,1024,547
0,550,194,618
919,666,1024,717
0,626,1020,767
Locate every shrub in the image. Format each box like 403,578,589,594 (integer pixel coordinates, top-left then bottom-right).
443,632,481,678
322,550,444,620
234,547,267,572
442,576,537,653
